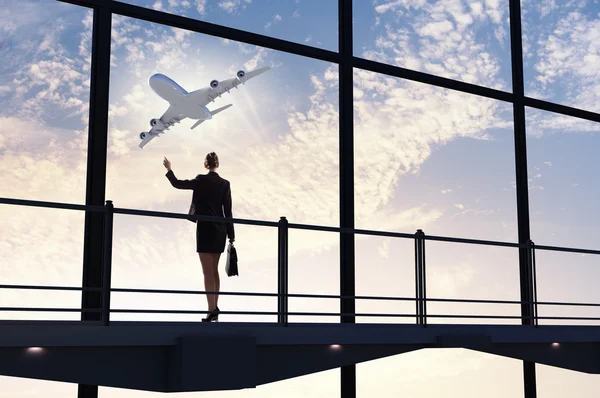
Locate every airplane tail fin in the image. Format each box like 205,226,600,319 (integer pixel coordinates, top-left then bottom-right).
190,104,233,129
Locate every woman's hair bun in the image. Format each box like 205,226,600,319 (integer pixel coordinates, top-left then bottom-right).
205,152,219,168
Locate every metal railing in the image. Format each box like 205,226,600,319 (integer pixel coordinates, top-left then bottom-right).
2,196,600,327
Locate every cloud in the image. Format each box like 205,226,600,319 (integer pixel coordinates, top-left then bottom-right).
265,14,283,30
428,261,476,298
196,0,207,15
218,0,252,13
0,3,91,125
523,1,600,114
243,46,270,71
365,0,510,91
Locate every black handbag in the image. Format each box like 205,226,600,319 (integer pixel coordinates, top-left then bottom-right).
225,242,238,277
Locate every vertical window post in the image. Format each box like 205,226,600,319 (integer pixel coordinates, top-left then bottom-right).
102,200,114,326
79,5,112,398
278,216,289,325
509,0,537,395
414,229,427,326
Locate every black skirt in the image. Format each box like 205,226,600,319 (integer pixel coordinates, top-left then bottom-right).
196,221,227,253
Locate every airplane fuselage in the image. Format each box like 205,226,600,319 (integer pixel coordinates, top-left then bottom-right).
149,74,211,120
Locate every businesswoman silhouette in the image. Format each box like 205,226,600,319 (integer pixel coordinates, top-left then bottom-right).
163,152,234,322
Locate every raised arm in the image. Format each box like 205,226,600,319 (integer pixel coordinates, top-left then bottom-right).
163,156,196,190
223,182,235,242
165,170,197,190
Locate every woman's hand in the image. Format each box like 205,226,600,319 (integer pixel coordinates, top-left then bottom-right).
163,157,172,171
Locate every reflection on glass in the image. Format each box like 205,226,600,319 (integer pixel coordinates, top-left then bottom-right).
522,1,600,113
0,1,91,322
353,0,512,90
119,0,338,51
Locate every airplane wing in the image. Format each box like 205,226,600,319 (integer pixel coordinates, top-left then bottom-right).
138,105,187,149
187,66,271,106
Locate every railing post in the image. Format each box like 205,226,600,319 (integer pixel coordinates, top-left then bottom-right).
277,216,289,325
102,200,114,326
527,239,538,327
415,229,427,326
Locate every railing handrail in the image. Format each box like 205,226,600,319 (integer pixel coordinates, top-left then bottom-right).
0,306,599,322
2,196,600,255
0,283,598,308
1,195,598,327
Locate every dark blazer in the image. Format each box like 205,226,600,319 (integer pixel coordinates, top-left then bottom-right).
165,169,235,241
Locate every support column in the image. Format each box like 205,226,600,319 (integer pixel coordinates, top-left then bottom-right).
508,0,537,397
79,5,112,398
339,1,355,398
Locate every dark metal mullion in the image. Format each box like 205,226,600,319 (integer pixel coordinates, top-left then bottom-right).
339,1,355,398
58,0,340,63
525,96,600,124
79,5,112,398
509,0,537,397
353,57,513,103
354,58,600,125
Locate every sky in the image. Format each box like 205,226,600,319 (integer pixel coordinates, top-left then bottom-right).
1,0,600,397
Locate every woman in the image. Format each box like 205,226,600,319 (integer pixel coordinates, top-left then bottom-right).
163,152,235,322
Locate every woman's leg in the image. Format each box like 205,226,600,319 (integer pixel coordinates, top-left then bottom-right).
198,253,217,311
212,253,222,307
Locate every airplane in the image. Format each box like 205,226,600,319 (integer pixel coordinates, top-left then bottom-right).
138,66,271,148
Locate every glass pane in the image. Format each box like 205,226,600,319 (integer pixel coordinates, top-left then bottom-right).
354,69,518,325
353,0,512,91
118,0,338,51
423,242,520,325
354,69,517,241
522,1,600,113
0,0,92,394
526,108,600,249
0,0,92,321
535,250,600,326
0,0,91,203
105,14,339,323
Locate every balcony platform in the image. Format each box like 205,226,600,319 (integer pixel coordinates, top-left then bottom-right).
1,320,599,392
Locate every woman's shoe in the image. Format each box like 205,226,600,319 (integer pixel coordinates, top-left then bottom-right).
202,307,220,322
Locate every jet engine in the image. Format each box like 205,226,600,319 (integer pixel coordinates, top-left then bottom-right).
210,80,219,89
236,70,245,79
150,118,160,127
140,132,147,139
